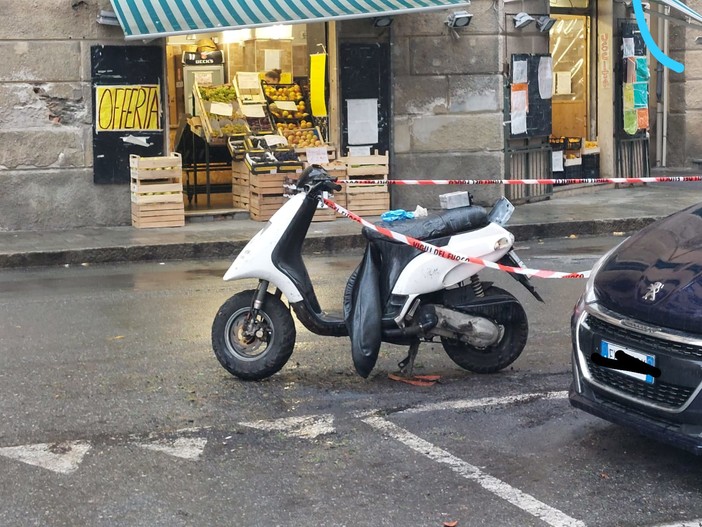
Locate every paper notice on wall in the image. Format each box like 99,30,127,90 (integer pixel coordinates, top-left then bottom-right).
511,88,528,113
513,60,528,83
347,98,378,145
623,38,635,58
552,150,564,172
209,102,233,116
511,112,527,135
538,57,553,99
241,104,265,118
237,72,261,90
264,49,281,71
510,87,528,135
555,71,571,95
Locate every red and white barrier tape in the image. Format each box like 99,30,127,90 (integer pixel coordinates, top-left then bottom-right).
338,176,702,186
321,197,591,279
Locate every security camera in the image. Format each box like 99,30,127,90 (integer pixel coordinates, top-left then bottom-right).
513,12,535,29
446,10,473,28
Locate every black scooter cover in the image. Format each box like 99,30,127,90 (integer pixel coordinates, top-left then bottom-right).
345,244,382,378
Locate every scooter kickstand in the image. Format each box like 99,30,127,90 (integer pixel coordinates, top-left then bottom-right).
398,340,420,378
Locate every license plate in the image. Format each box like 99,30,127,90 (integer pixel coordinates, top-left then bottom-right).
600,340,656,384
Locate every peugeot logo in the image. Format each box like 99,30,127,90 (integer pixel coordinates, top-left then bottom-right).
643,282,664,301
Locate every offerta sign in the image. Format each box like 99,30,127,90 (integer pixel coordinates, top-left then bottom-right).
95,85,161,132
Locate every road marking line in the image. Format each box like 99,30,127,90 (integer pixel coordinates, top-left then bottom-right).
361,415,585,527
0,440,91,475
650,521,702,527
395,391,568,415
240,414,335,439
135,437,208,460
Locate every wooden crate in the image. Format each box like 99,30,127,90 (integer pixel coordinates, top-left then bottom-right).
130,153,182,181
130,153,184,228
249,172,287,221
232,161,250,208
131,202,185,228
345,191,390,216
341,150,389,178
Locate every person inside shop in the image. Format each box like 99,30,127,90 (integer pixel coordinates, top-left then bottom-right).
264,69,282,85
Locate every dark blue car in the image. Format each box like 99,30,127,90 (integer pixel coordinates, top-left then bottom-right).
569,202,702,455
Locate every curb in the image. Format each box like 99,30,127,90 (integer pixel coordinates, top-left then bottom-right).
0,217,660,269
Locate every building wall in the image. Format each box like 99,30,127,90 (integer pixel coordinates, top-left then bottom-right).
389,1,549,209
0,0,158,232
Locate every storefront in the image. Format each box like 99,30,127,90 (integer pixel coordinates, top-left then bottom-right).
2,0,701,231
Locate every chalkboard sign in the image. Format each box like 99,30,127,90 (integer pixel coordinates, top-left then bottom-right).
91,45,165,185
509,54,552,138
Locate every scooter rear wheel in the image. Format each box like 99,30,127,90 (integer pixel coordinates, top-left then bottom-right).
212,290,296,381
441,287,528,374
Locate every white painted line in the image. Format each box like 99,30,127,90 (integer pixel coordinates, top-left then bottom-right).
362,415,585,527
0,440,91,475
240,414,335,439
136,437,208,461
650,520,702,527
395,391,569,416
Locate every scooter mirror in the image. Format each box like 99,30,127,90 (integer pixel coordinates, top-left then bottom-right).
297,164,329,189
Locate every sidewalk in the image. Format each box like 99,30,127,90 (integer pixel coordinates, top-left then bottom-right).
1,178,700,268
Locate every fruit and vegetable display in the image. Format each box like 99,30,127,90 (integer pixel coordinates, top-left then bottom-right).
263,83,304,102
246,116,274,134
276,123,323,149
268,100,310,121
199,84,237,103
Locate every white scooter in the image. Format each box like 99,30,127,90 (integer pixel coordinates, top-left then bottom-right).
212,165,542,380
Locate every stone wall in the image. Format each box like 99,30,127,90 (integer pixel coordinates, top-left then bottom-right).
0,0,159,231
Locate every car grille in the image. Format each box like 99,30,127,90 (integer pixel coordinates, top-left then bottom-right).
584,314,699,409
587,315,702,360
584,353,694,408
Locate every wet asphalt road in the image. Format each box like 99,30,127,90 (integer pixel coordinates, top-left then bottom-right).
1,235,701,527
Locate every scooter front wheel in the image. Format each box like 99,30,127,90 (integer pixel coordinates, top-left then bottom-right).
212,290,296,381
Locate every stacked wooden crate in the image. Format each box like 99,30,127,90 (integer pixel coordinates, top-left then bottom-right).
231,160,250,210
339,151,390,216
130,153,184,228
249,171,290,221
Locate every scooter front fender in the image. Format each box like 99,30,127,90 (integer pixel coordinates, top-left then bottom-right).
223,194,305,303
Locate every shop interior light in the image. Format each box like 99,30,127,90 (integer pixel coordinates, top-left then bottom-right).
446,10,473,28
536,15,557,32
373,16,393,27
513,12,535,29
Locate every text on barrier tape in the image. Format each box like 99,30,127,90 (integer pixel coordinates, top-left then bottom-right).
321,197,591,279
338,176,702,186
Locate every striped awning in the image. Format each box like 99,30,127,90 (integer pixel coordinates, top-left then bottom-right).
110,0,471,40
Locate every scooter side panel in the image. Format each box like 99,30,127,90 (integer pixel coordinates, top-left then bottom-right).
391,223,513,296
222,194,305,303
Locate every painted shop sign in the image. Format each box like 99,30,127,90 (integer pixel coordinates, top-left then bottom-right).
95,85,161,132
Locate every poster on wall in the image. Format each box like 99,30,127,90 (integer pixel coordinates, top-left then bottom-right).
347,98,379,145
509,54,552,138
95,85,161,132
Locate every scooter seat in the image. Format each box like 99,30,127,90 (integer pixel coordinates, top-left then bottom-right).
363,205,488,242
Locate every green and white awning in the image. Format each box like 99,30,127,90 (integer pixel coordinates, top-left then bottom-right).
110,0,470,40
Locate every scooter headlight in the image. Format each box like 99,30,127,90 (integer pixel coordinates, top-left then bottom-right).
494,237,511,251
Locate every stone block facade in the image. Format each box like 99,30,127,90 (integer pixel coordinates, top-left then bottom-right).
0,0,154,231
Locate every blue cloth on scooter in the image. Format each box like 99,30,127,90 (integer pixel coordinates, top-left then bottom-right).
380,209,414,222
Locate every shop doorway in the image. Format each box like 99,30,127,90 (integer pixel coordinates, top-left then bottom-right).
549,15,591,141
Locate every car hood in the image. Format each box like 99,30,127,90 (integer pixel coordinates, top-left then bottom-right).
594,202,702,335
